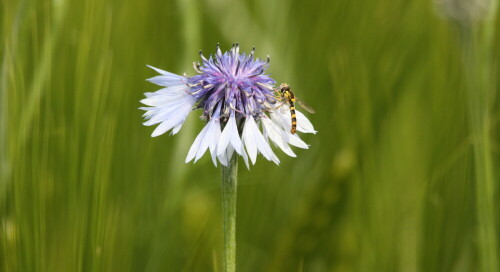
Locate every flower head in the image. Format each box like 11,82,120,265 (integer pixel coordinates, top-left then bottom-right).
140,44,316,168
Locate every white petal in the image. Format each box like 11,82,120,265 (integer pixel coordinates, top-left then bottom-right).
270,152,280,165
147,75,186,87
140,85,191,107
271,110,309,149
209,121,222,166
143,97,192,126
151,122,172,137
287,133,309,149
272,105,317,135
140,107,158,118
217,144,234,167
242,117,258,164
223,142,250,169
295,110,317,134
252,125,279,164
187,117,223,164
195,120,218,162
141,87,196,135
147,65,184,78
277,103,290,115
243,116,278,164
224,145,235,166
217,150,229,166
217,117,233,156
217,142,249,168
171,123,183,135
145,95,195,137
239,145,250,169
210,150,218,166
216,118,250,168
262,118,296,157
141,65,197,138
153,85,190,95
186,124,209,163
151,103,191,137
217,113,243,156
270,111,291,132
228,117,244,155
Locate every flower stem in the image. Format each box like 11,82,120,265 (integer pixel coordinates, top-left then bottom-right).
221,153,238,272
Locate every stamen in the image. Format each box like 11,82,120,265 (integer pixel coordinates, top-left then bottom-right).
262,101,272,109
183,86,196,95
256,82,274,91
193,62,203,73
216,43,222,57
199,50,208,61
235,59,241,75
188,86,206,95
230,106,244,115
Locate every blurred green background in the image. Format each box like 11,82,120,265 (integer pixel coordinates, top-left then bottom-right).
1,0,500,271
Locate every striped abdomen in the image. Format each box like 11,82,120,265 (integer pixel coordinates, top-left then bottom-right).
287,92,297,134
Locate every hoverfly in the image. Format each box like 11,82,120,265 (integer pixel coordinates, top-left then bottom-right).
275,83,315,134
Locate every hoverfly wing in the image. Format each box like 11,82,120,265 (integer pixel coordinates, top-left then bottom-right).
296,99,316,114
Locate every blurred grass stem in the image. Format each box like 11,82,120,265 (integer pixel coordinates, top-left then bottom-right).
221,153,238,272
459,1,499,271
